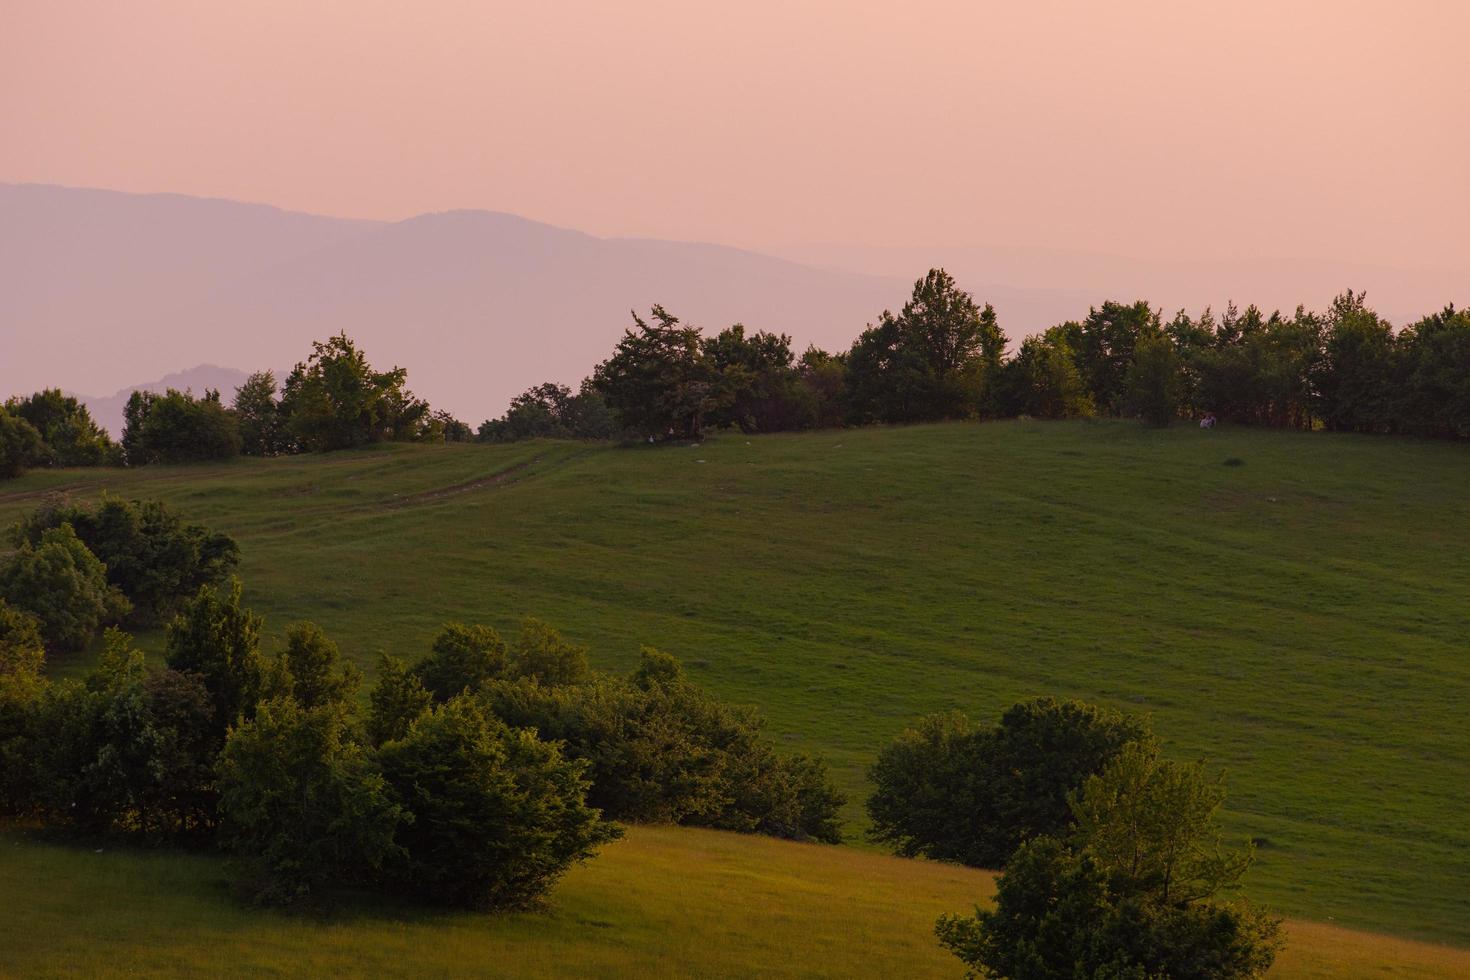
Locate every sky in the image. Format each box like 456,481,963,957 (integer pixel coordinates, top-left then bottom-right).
3,1,1468,269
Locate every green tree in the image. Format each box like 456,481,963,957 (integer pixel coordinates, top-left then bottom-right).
279,622,361,712
232,371,287,456
0,523,130,649
0,409,46,479
367,653,433,746
4,389,116,466
164,579,267,745
413,622,507,702
0,600,46,815
217,698,404,904
936,742,1282,979
121,388,242,464
1076,300,1160,414
1123,330,1184,426
507,617,591,686
1395,305,1470,438
592,306,726,440
867,698,1150,868
478,381,615,442
278,334,427,451
376,694,621,909
1008,328,1094,419
13,496,239,622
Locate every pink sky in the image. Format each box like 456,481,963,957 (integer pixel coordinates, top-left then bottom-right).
3,1,1468,268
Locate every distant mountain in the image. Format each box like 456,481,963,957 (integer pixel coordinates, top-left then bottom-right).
76,365,256,437
2,185,920,422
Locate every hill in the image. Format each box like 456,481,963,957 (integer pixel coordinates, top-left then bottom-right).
74,364,255,437
2,824,1467,978
1,421,1467,949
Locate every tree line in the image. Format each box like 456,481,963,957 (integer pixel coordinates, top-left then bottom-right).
488,272,1470,442
0,496,842,908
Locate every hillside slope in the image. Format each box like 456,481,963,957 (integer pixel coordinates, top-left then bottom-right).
2,825,1466,978
1,421,1467,943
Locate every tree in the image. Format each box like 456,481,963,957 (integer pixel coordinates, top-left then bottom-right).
482,647,845,841
1123,330,1184,426
413,622,507,702
0,523,130,649
164,579,268,745
13,496,239,622
0,409,46,479
121,388,242,464
936,743,1282,979
367,654,433,747
232,371,287,456
4,389,116,467
217,698,404,904
0,600,46,815
702,325,813,433
1006,328,1094,419
592,306,726,440
867,698,1150,868
478,382,615,442
1395,305,1470,438
1076,301,1160,414
1316,291,1395,433
279,622,361,712
278,334,427,451
375,694,621,909
507,617,591,686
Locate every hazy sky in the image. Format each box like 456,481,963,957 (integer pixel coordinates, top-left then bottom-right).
4,1,1467,268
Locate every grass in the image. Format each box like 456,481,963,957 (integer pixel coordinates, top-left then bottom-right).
1,825,1466,978
1,419,1468,953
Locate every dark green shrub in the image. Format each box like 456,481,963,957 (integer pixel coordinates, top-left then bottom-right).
218,699,404,904
13,496,239,621
0,409,46,479
164,579,269,745
376,695,620,909
867,697,1150,867
936,743,1282,979
367,654,432,747
278,622,361,711
0,523,130,649
413,622,506,702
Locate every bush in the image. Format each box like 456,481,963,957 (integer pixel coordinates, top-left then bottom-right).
507,617,590,686
0,523,130,649
481,647,845,842
122,388,242,464
13,496,239,621
376,695,620,909
0,600,46,814
0,409,46,479
367,654,432,747
218,699,404,904
936,743,1282,979
278,622,361,711
867,697,1150,867
4,389,116,466
164,579,269,745
413,622,507,702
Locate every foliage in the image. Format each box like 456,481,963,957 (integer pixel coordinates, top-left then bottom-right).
4,389,117,467
0,408,46,479
278,334,428,451
0,522,130,649
592,306,726,440
478,381,615,442
217,698,404,904
936,743,1282,979
366,653,433,747
1123,329,1184,426
122,388,242,464
1003,327,1095,419
413,621,507,702
278,621,361,711
375,694,621,909
507,616,591,686
482,647,845,842
164,579,268,745
232,371,289,456
13,495,239,621
868,698,1150,867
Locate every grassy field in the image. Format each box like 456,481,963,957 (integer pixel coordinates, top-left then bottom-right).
2,824,1467,978
2,420,1468,953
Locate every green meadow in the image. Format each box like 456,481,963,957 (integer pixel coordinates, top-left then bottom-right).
2,420,1468,955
